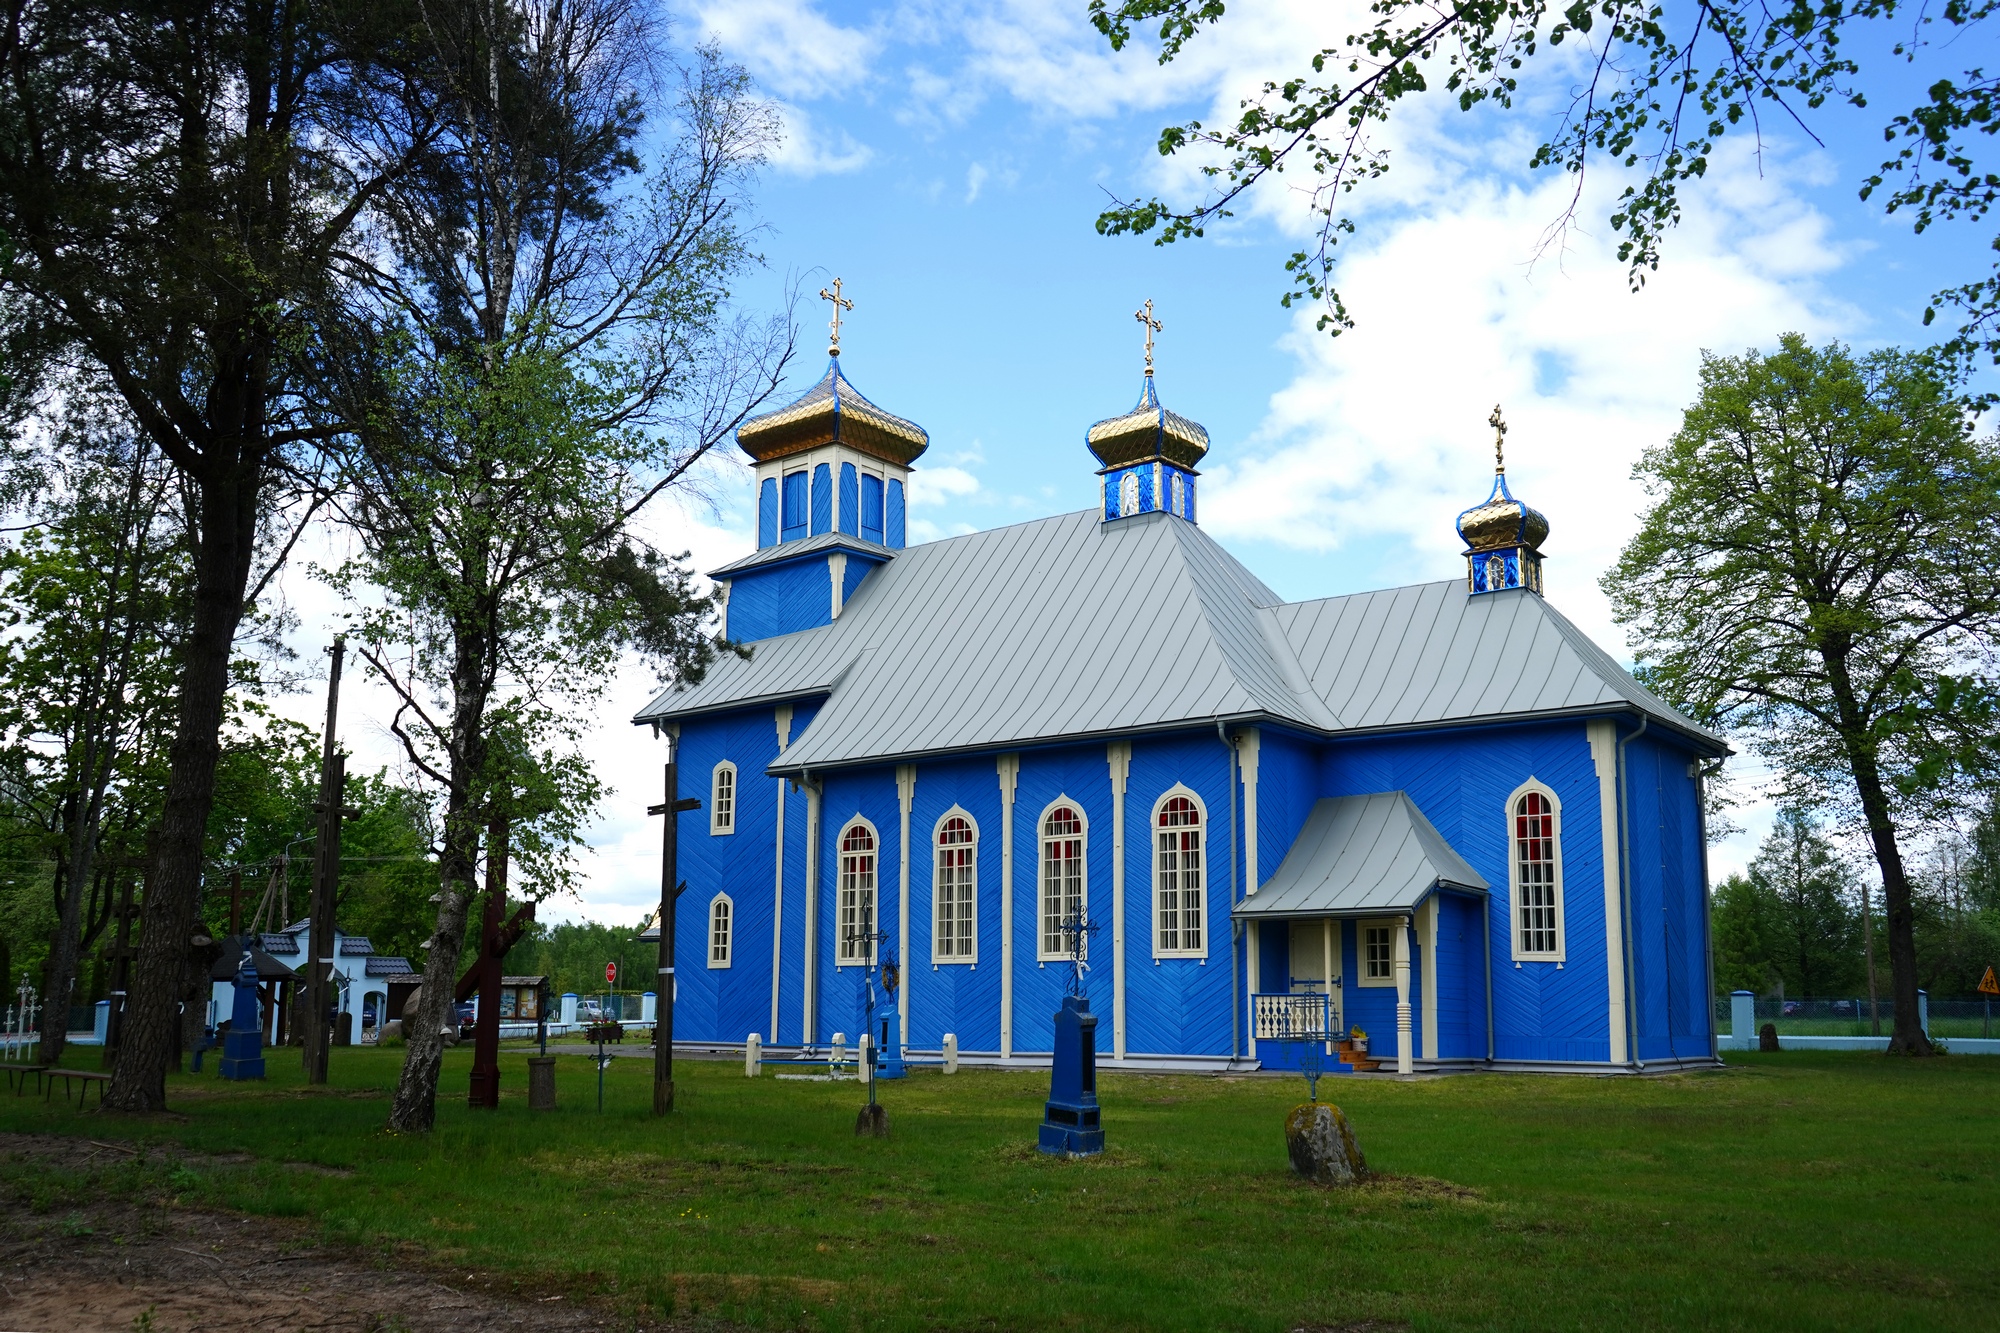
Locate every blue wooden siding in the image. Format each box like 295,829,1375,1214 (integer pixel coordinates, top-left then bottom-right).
839,463,859,536
861,474,885,544
887,479,906,548
780,471,807,541
757,478,777,547
1624,733,1713,1061
840,553,874,607
906,754,1005,1053
726,559,832,643
1123,732,1234,1057
811,464,833,536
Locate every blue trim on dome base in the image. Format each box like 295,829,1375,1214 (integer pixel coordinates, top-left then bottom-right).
1102,460,1198,524
1465,544,1544,595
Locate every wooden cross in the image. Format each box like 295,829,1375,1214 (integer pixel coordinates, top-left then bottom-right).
646,762,702,1115
819,277,854,355
1134,299,1162,375
1489,404,1507,474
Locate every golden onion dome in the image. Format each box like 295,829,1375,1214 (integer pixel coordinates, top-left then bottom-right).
736,357,929,467
1086,375,1210,472
1456,471,1550,554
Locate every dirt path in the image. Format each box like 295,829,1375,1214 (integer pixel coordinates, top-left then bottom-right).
0,1133,662,1332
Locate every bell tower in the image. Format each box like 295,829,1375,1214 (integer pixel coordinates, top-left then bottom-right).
1088,299,1209,524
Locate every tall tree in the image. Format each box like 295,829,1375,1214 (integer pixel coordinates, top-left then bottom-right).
1607,335,2000,1053
325,2,788,1132
1710,873,1776,996
0,406,186,1065
0,0,435,1108
1749,810,1861,998
1089,0,2000,362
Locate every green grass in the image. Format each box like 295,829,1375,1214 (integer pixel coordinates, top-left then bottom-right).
3,1046,1997,1330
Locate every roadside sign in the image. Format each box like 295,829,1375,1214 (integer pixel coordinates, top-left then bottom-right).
1979,966,1999,996
605,961,618,986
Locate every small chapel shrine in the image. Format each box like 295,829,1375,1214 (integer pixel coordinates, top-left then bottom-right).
634,293,1724,1074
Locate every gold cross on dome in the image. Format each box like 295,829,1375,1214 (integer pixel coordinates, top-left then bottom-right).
819,278,854,356
1134,299,1163,375
1488,404,1508,474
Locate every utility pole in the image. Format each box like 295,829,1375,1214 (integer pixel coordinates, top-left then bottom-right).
304,637,354,1083
646,756,700,1115
468,810,508,1108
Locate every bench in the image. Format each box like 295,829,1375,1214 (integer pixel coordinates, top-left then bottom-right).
4,1065,49,1095
43,1069,110,1107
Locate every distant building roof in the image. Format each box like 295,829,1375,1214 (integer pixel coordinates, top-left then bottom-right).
365,956,414,977
1235,792,1489,920
259,932,300,955
635,509,1722,765
338,936,374,955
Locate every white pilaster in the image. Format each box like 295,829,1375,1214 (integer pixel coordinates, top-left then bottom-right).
1395,914,1413,1076
1107,741,1131,1060
829,552,849,618
1420,897,1438,1060
771,705,792,1044
997,753,1019,1059
1588,720,1629,1064
1322,917,1335,1054
1240,729,1262,894
716,580,732,640
897,763,916,1047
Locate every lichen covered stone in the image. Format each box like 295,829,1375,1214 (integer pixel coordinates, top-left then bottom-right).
1286,1102,1367,1185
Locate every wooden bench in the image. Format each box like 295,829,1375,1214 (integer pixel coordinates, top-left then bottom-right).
4,1065,49,1095
43,1069,110,1107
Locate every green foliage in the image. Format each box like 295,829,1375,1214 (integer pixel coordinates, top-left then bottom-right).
1710,872,1776,994
1607,336,2000,818
1749,810,1863,996
510,918,659,1000
1090,0,2000,361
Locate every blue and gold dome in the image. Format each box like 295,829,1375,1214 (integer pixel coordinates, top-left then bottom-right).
1457,406,1548,595
1086,374,1210,472
736,357,929,468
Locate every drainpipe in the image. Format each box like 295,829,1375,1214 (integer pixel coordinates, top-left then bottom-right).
1616,716,1648,1071
1218,721,1241,1061
1484,894,1495,1065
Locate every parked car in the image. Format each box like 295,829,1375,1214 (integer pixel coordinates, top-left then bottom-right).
576,1000,606,1023
1781,1000,1803,1016
1831,999,1855,1015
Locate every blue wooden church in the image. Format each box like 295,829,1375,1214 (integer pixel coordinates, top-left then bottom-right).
634,319,1724,1075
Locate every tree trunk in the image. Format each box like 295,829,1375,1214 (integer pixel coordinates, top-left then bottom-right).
387,822,480,1132
40,801,97,1068
104,455,261,1110
1846,748,1933,1054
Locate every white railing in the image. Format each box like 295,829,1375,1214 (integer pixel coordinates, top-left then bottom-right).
1254,992,1334,1041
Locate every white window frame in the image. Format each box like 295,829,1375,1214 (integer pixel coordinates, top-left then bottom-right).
1036,797,1089,961
1150,784,1208,959
710,761,737,835
932,807,979,964
835,816,880,967
707,893,734,969
1358,918,1396,987
1507,777,1567,962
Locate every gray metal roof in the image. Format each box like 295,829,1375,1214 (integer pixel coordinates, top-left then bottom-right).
1235,792,1488,920
635,508,1722,767
711,530,894,578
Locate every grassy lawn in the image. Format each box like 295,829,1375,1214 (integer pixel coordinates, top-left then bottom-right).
2,1046,1995,1331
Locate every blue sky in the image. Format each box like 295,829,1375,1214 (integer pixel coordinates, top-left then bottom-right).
284,0,1992,920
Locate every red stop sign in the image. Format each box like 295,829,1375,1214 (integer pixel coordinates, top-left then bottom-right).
605,961,618,985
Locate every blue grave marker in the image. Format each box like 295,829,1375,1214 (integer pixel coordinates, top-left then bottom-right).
217,945,265,1081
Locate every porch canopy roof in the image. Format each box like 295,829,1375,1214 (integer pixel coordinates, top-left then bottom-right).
1233,791,1488,922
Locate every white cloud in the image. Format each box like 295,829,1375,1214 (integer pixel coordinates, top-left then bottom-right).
965,161,987,202
679,0,881,100
909,464,980,504
768,103,875,176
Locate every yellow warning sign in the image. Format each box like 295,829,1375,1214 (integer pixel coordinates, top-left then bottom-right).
1979,966,2000,997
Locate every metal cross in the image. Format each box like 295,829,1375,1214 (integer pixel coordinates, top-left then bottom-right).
1134,299,1163,375
819,278,854,356
1489,404,1508,474
1057,905,1100,997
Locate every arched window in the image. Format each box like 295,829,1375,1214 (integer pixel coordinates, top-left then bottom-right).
1153,791,1205,956
837,821,878,965
1118,471,1140,517
1170,472,1186,518
708,894,733,968
934,812,978,961
710,762,736,835
1039,803,1086,959
1509,783,1564,961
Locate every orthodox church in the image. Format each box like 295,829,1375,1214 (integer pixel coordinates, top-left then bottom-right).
634,298,1724,1074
